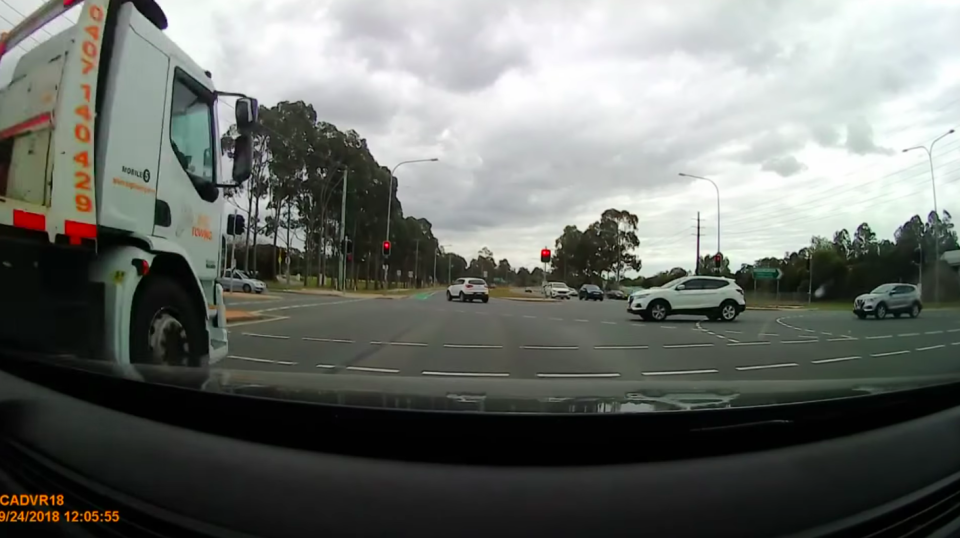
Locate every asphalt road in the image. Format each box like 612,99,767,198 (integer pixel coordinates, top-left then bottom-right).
219,291,960,382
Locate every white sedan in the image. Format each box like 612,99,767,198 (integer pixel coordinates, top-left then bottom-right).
447,278,490,303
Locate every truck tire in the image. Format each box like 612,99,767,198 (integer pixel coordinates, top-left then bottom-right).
130,276,208,368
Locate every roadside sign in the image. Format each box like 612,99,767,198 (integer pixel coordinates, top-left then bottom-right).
396,269,401,277
483,270,488,278
753,267,783,280
407,271,413,278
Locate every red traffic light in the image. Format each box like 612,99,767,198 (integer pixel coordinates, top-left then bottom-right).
540,248,551,263
382,240,392,258
714,254,722,262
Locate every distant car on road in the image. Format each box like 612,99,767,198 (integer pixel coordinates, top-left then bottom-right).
606,289,627,300
579,284,604,301
854,283,921,320
543,282,575,299
218,269,266,294
447,277,489,303
627,276,745,322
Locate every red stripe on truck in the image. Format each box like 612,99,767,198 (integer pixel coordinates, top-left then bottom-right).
65,219,96,239
13,209,45,231
0,112,52,142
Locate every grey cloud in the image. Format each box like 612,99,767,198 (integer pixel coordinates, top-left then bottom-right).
761,155,808,177
738,130,808,164
845,117,895,156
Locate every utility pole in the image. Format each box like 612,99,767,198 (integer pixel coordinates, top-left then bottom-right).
338,169,348,291
808,254,814,305
918,244,924,298
284,204,291,286
447,252,452,285
695,212,701,275
433,247,438,285
414,240,420,288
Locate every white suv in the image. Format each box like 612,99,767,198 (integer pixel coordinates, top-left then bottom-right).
627,276,746,322
853,283,922,320
543,282,575,300
447,278,489,303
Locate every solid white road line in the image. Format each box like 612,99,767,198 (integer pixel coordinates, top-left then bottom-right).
369,341,429,347
345,366,400,373
643,369,719,376
866,335,893,340
870,350,910,358
898,333,920,337
811,356,860,364
916,344,946,351
663,343,714,349
727,341,771,347
735,363,798,371
593,345,649,350
443,344,503,349
925,330,945,335
303,337,355,344
241,333,289,340
521,345,579,350
537,372,621,378
422,371,510,377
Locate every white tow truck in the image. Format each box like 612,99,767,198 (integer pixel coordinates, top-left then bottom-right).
0,0,257,369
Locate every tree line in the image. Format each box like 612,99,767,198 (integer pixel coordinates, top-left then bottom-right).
220,101,959,299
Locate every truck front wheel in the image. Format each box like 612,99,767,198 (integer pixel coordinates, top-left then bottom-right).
131,276,207,368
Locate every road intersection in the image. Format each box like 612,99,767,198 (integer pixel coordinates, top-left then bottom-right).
220,290,960,382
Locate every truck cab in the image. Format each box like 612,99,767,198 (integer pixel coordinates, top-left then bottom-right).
0,0,257,370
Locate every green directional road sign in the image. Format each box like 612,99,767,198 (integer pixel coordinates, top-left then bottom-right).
752,267,783,280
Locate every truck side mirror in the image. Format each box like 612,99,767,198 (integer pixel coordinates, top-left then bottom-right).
232,134,252,184
235,97,259,134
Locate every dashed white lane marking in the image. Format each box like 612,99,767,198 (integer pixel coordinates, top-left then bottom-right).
759,333,780,337
594,345,649,350
727,341,771,347
241,333,289,340
574,319,589,323
828,337,859,342
522,345,579,350
303,337,354,344
523,315,536,319
954,342,960,346
475,312,488,315
346,366,399,374
898,333,920,337
501,313,513,317
548,317,564,321
226,315,291,328
736,363,798,371
661,326,677,329
812,356,860,364
422,371,510,377
643,369,719,376
870,350,910,358
782,339,817,344
228,355,272,363
866,335,892,340
949,329,960,333
601,321,617,325
369,341,429,347
798,335,818,339
663,343,714,349
443,344,503,349
315,364,336,369
537,372,621,378
256,297,370,313
925,330,945,335
724,330,743,334
917,344,946,351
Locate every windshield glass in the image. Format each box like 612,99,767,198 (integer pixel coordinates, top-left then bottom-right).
2,0,959,417
871,284,897,294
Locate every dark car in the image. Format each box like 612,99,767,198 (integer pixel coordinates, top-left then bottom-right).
579,284,604,301
606,289,627,300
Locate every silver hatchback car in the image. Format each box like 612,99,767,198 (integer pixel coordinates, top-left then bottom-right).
853,283,922,320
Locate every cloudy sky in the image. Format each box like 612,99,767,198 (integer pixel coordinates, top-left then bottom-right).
4,0,960,274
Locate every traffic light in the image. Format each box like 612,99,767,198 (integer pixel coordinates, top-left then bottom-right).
713,253,723,269
540,248,551,263
342,237,353,255
382,240,391,259
226,214,245,236
914,248,924,265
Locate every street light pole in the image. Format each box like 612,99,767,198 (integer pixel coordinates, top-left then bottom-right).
383,158,439,284
903,128,954,304
679,173,721,257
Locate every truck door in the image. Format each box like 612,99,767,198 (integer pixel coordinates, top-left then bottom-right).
153,65,222,288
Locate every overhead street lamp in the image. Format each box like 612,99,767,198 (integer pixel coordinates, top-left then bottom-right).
903,128,954,304
679,173,721,259
383,158,439,284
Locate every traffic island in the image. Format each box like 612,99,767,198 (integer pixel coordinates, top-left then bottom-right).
225,310,264,323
